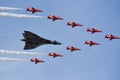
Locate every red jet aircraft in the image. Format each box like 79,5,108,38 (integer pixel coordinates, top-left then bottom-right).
31,58,45,64
105,34,120,40
85,40,100,46
49,52,63,58
26,7,43,14
67,22,83,28
87,28,102,34
48,15,63,21
66,46,81,52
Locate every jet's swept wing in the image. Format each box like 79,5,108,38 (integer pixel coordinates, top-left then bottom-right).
24,42,40,50
21,31,62,50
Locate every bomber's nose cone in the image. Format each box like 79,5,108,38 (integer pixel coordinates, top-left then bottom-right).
53,40,62,45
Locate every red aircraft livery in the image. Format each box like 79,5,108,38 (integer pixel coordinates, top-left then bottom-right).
105,34,120,40
48,15,63,21
49,52,63,58
67,22,83,28
31,58,45,64
26,7,43,14
85,40,100,46
87,28,102,34
66,46,81,52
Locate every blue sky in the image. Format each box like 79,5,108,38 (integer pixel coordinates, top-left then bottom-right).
0,0,120,80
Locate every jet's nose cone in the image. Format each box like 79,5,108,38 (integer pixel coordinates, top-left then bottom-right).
53,40,62,45
57,42,62,45
38,10,43,12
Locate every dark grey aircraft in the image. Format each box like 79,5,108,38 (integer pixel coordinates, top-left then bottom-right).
21,31,62,50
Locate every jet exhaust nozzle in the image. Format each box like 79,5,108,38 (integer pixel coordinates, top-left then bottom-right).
20,39,26,41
